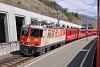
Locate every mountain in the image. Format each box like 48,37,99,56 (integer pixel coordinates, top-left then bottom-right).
78,14,97,23
0,0,97,28
39,0,65,12
78,14,97,28
0,0,83,22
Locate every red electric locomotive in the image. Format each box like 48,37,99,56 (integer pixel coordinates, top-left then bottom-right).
20,20,66,56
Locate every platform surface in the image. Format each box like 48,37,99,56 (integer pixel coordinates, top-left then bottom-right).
0,43,19,56
18,35,97,67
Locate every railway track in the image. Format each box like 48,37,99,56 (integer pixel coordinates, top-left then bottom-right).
0,55,34,67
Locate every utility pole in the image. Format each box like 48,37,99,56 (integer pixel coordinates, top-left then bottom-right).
57,0,60,25
53,0,60,26
86,15,88,41
97,0,100,67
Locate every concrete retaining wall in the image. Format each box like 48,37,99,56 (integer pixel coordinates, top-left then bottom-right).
0,43,19,56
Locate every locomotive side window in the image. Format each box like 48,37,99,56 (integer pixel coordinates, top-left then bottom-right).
21,28,28,36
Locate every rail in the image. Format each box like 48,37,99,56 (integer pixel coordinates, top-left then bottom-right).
0,55,34,67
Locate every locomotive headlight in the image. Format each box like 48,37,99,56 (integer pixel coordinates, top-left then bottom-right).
34,41,38,46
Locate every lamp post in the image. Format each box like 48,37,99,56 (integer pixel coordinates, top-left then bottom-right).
97,0,100,67
53,0,61,26
86,15,88,41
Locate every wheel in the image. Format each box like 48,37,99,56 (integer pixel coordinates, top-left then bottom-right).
42,49,45,54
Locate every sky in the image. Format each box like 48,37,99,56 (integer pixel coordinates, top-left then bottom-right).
54,0,97,17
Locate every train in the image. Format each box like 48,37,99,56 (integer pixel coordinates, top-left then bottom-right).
20,20,97,56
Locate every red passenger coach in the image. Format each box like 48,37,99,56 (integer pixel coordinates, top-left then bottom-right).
87,29,97,36
92,29,97,35
87,29,93,36
78,29,87,39
66,29,78,41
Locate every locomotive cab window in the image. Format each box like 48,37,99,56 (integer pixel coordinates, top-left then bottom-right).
21,28,28,36
40,30,43,37
31,29,43,37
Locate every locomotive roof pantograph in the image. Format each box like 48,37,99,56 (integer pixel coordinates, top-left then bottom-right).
22,20,65,29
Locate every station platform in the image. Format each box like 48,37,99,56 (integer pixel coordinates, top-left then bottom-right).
0,42,19,57
18,35,97,67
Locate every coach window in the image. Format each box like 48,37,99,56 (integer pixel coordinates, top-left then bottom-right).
67,26,69,28
71,27,73,28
